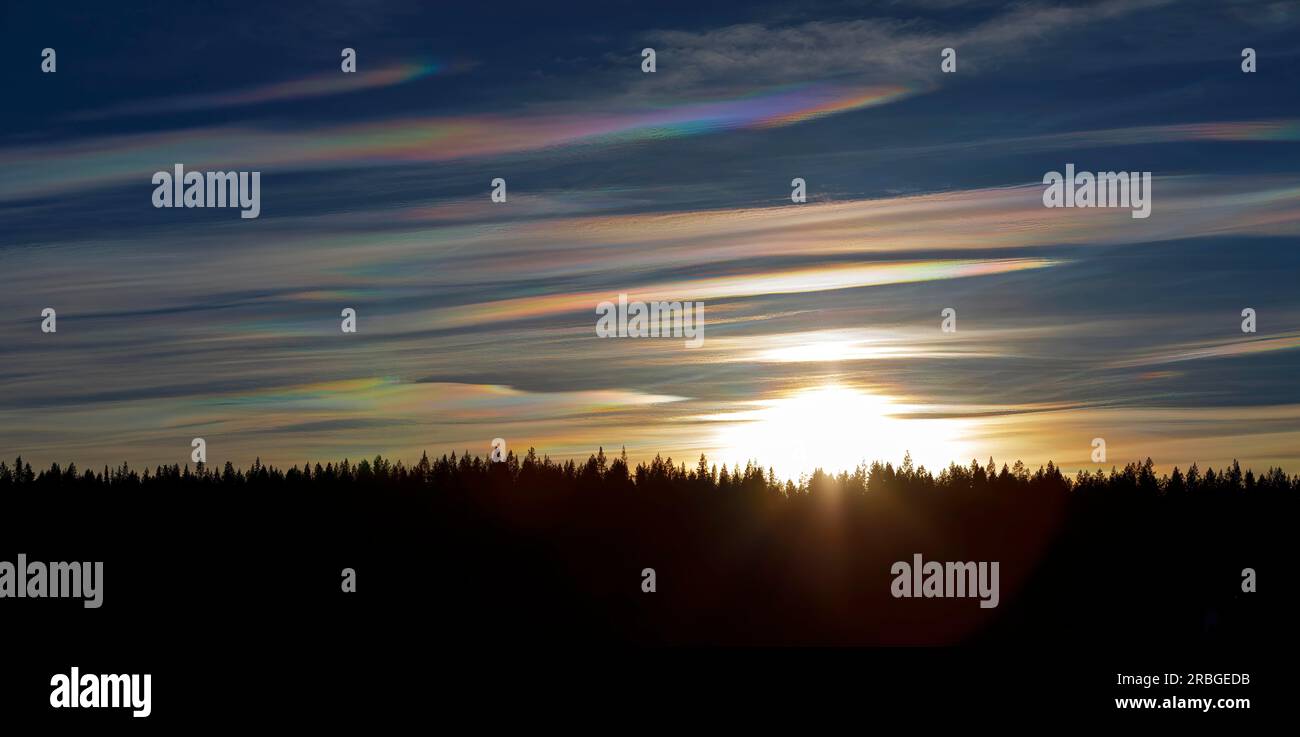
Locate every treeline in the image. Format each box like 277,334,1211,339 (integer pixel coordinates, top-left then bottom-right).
0,447,1293,647
2,448,1297,497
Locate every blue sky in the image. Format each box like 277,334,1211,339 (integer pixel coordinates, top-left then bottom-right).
2,0,1299,477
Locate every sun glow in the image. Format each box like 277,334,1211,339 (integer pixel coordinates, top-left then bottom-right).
708,384,971,480
754,338,904,363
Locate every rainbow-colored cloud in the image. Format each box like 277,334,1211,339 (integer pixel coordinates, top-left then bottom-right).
1,84,916,200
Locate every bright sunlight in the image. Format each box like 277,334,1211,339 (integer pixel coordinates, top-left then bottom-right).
708,383,972,480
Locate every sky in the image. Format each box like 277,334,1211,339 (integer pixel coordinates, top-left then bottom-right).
2,0,1299,479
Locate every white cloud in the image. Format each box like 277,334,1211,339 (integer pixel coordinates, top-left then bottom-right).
625,0,1175,97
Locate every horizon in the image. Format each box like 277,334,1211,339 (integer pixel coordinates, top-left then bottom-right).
4,446,1293,487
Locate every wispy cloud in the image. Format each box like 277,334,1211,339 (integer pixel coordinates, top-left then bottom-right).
69,60,449,120
630,0,1174,97
435,258,1061,329
1105,331,1300,368
1,84,915,201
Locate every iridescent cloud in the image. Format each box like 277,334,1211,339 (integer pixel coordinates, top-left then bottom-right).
2,170,1297,475
0,84,915,200
434,258,1061,329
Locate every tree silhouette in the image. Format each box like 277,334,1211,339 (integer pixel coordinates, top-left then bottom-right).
0,449,1292,646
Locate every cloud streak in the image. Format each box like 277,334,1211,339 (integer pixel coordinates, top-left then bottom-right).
1,84,915,201
69,61,447,120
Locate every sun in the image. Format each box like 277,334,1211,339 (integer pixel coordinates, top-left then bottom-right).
708,383,970,480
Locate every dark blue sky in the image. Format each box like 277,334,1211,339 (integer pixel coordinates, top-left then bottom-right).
2,0,1299,476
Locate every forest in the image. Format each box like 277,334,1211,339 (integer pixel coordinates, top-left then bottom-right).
0,449,1292,647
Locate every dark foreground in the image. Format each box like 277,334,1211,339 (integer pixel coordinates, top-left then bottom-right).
0,451,1293,723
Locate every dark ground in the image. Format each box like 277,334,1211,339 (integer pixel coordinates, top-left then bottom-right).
0,452,1291,724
